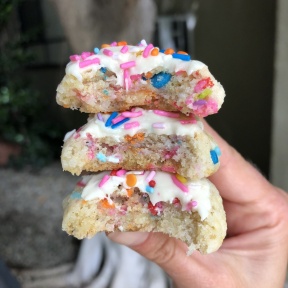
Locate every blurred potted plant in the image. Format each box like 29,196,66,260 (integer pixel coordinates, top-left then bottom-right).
0,0,62,169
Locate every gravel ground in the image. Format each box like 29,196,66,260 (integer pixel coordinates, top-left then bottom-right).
0,162,80,269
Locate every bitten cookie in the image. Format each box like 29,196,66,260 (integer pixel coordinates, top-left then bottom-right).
62,171,227,254
56,40,225,117
61,109,221,180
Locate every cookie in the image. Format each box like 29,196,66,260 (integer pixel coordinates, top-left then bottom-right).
56,40,225,117
62,171,227,254
61,109,221,180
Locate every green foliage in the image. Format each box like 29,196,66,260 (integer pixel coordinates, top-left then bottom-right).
0,1,63,170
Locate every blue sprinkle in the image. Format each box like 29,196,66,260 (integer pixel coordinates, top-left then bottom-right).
111,117,130,129
214,146,222,156
142,76,147,81
151,72,172,88
96,152,107,162
94,47,100,54
210,150,219,164
103,89,109,95
145,186,154,194
100,67,107,73
159,49,165,53
172,53,191,61
105,112,118,127
70,191,82,199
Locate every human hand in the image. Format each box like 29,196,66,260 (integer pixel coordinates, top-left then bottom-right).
108,121,288,288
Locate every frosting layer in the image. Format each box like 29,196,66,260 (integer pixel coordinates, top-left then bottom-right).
66,44,206,85
79,171,212,221
64,108,204,143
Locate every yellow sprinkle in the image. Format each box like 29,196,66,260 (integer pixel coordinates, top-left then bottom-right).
176,174,187,183
198,88,212,99
136,50,143,57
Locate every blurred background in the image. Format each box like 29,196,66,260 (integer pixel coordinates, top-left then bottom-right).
0,0,287,287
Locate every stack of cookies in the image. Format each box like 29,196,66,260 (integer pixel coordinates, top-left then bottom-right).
56,40,227,254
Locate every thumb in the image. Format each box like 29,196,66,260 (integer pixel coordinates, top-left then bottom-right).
107,231,191,278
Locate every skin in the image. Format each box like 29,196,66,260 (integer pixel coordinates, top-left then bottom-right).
108,122,288,288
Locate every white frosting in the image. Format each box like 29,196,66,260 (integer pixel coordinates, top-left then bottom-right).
81,171,212,220
63,129,76,142
75,108,203,142
65,45,206,85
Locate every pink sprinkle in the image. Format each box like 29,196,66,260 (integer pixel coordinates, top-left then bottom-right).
69,54,81,61
152,122,165,129
110,41,117,46
112,115,126,124
186,200,198,210
124,121,140,129
130,74,141,81
194,78,211,93
175,70,186,76
98,175,110,188
180,119,197,125
123,69,131,90
81,51,93,60
79,58,100,68
145,171,156,182
171,175,189,193
120,45,129,53
143,43,154,58
162,166,176,173
74,133,80,139
116,169,126,176
120,61,136,69
153,110,180,118
122,111,142,118
103,49,113,57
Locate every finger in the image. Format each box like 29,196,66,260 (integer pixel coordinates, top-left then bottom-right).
204,121,281,236
108,232,197,285
204,120,273,203
108,231,232,287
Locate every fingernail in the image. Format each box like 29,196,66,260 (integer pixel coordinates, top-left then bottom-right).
107,231,149,246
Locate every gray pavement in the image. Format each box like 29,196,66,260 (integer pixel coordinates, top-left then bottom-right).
0,162,79,269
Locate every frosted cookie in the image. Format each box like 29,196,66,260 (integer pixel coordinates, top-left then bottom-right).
56,40,225,117
62,171,226,254
61,109,221,180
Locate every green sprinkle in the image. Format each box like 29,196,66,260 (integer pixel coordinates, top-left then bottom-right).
103,89,109,95
198,88,212,99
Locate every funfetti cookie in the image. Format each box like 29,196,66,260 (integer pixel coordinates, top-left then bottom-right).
62,171,227,254
56,40,225,117
61,109,221,180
